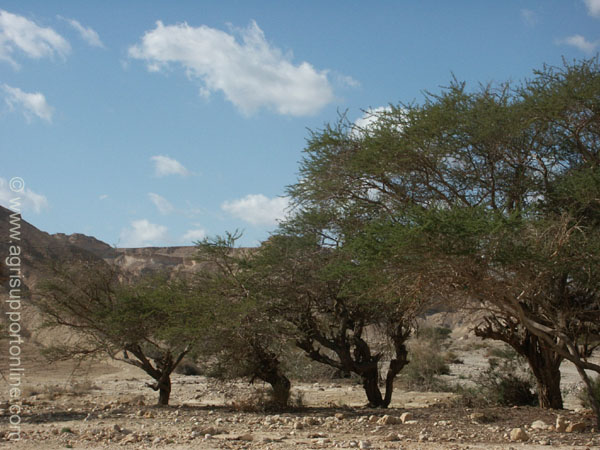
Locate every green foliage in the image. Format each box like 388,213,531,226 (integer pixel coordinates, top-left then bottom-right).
35,263,210,404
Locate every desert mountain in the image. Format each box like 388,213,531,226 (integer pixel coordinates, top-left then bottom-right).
0,205,204,289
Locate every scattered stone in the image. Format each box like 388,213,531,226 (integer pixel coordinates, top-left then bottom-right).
368,415,379,424
236,433,253,441
531,420,549,430
121,434,138,444
470,412,486,424
566,422,586,433
383,432,399,441
400,412,413,424
192,426,219,435
509,427,529,442
308,432,327,438
377,414,398,425
293,421,304,430
334,412,346,420
556,415,567,432
358,440,372,449
304,417,320,426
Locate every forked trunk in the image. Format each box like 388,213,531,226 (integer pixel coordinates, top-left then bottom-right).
362,369,385,408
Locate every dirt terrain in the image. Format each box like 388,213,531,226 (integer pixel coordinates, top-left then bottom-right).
1,338,599,450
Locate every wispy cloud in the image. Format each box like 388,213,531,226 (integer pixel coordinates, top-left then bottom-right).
150,155,190,177
0,177,48,213
560,34,598,53
129,20,336,116
221,194,289,226
0,9,70,68
61,17,104,48
2,84,53,122
119,219,168,247
148,192,174,215
181,228,206,243
584,0,600,17
520,9,538,26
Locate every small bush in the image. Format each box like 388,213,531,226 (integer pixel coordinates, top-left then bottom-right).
230,388,288,412
400,340,451,391
577,376,600,409
453,357,537,407
174,360,203,376
416,326,452,344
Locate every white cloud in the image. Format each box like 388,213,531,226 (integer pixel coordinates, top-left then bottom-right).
351,106,398,138
63,17,104,48
561,34,598,53
336,73,361,88
99,194,108,200
150,155,190,177
129,20,335,116
520,9,538,26
0,9,70,68
584,0,600,17
148,192,174,215
221,194,289,226
2,84,53,122
181,228,206,243
0,177,48,213
119,219,168,247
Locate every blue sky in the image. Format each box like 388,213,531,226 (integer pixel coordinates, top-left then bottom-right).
1,1,599,247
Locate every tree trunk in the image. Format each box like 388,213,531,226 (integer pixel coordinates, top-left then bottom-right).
264,370,291,407
157,376,171,406
522,338,563,409
475,318,564,409
362,369,385,408
382,346,409,408
531,362,563,409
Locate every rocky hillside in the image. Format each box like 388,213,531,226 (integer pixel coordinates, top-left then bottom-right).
0,205,206,289
0,206,209,339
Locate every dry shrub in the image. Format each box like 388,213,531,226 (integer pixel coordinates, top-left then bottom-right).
399,329,452,391
578,375,600,409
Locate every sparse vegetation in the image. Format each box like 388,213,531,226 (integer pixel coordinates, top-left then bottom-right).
28,59,600,431
34,264,211,405
578,375,600,410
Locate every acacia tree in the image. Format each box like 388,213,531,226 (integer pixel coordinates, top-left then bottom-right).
246,210,418,409
194,232,292,407
35,262,208,405
288,59,600,415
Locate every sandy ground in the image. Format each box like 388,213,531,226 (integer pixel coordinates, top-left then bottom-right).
1,339,599,450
